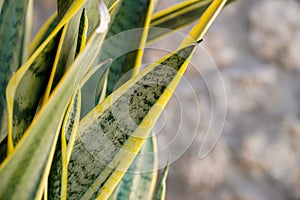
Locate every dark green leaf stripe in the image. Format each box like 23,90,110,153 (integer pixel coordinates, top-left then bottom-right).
12,37,59,145
0,0,30,144
67,43,197,199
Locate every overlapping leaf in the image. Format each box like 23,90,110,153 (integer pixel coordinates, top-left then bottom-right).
65,0,229,198
97,0,155,96
0,4,109,197
48,89,81,200
148,0,236,43
30,0,120,54
148,0,212,43
0,0,30,145
109,136,158,200
5,0,89,149
81,0,155,118
154,164,169,200
0,0,231,199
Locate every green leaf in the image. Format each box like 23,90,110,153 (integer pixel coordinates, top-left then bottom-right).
148,0,212,43
80,62,110,118
95,65,110,104
66,42,199,200
0,137,7,163
97,0,155,96
6,0,86,150
0,0,30,145
103,0,120,10
48,89,81,200
154,163,169,200
20,0,33,64
30,13,58,54
0,0,4,11
109,136,158,200
148,0,237,43
0,9,108,199
30,0,120,54
43,0,100,102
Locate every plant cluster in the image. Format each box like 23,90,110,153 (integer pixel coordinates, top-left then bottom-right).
0,0,233,199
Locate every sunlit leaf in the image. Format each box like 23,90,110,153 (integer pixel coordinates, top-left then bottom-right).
67,42,199,199
5,0,87,150
0,14,108,199
0,0,30,145
148,0,236,43
48,89,81,200
97,0,155,96
109,136,158,200
30,0,120,53
148,0,211,43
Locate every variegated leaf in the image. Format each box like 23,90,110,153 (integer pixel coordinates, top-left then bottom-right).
154,163,169,200
0,13,108,199
109,136,158,200
67,42,199,200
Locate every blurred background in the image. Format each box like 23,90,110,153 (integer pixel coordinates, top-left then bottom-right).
34,0,300,199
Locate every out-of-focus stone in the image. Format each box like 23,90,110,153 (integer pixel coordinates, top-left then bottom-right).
248,0,300,70
202,29,238,68
223,64,279,113
175,139,230,190
240,125,300,199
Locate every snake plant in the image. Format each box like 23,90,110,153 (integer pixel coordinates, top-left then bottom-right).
0,0,233,199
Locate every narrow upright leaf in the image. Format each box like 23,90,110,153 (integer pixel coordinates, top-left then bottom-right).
6,0,86,151
154,164,169,200
0,0,30,144
0,12,108,199
30,0,120,53
148,0,236,43
48,89,81,200
97,0,155,96
44,0,100,101
109,136,158,200
148,0,211,43
180,0,227,47
67,42,199,200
